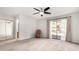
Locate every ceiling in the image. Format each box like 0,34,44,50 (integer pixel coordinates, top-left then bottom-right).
0,7,79,19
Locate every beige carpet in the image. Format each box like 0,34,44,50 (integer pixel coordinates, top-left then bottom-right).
0,38,79,51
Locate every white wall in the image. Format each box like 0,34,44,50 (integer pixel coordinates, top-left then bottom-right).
19,15,36,39
37,12,79,43
71,13,79,43
36,19,48,38
0,20,5,36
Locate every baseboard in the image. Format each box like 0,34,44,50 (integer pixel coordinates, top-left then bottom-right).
68,41,79,45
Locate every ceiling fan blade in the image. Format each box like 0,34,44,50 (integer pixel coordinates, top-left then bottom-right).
44,12,51,14
33,12,40,15
33,8,40,11
44,7,50,12
40,8,43,11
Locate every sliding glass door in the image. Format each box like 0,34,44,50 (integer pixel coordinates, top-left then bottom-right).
49,20,57,39
49,18,67,41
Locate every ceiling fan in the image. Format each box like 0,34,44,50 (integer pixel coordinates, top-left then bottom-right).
33,7,51,16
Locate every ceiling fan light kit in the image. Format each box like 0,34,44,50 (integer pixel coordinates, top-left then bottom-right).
33,7,51,16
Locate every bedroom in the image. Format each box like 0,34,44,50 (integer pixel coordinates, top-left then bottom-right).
0,7,79,51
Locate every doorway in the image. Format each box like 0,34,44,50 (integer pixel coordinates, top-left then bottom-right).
0,19,14,40
48,18,67,41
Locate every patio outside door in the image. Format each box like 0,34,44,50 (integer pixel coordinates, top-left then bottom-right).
49,18,67,41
